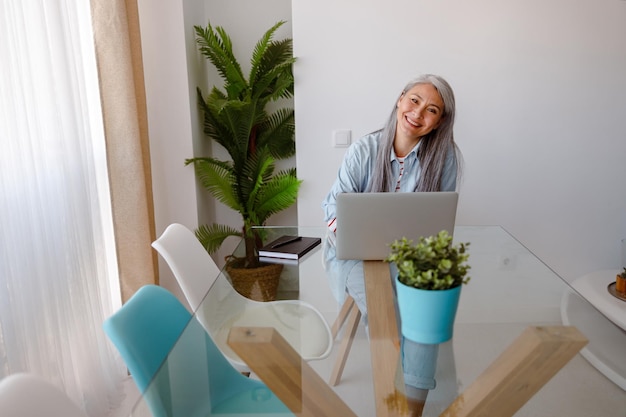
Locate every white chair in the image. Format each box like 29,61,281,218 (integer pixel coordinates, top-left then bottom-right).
152,223,333,372
0,373,88,417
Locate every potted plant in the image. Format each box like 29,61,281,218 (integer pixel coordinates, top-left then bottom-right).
385,230,471,344
186,21,301,301
616,268,626,295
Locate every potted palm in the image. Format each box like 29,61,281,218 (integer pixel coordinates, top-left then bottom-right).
385,230,471,343
186,21,301,301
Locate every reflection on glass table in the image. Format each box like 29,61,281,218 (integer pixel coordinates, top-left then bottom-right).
129,226,626,417
151,223,333,374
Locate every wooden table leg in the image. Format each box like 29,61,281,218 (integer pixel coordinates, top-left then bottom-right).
440,325,588,417
228,326,357,417
363,260,416,417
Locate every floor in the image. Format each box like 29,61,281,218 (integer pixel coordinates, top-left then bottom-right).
110,318,626,417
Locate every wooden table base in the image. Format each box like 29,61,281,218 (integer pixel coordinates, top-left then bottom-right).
362,261,588,417
226,261,587,417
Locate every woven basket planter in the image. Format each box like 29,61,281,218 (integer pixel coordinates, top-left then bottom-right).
225,257,283,302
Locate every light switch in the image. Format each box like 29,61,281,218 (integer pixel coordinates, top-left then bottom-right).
333,130,351,148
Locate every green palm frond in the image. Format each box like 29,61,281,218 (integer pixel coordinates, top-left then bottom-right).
194,24,247,98
252,39,295,101
197,88,234,150
187,157,242,212
254,170,302,222
196,223,241,254
218,100,259,161
236,149,276,215
184,156,231,171
249,21,287,87
257,108,295,159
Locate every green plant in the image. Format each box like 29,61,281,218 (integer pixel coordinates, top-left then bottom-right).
385,230,471,290
619,268,626,279
186,21,301,268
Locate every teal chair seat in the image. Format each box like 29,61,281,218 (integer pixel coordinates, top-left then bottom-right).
103,285,292,416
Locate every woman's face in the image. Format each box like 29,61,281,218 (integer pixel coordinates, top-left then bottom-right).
396,83,444,142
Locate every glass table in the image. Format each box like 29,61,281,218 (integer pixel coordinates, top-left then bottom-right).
130,226,626,416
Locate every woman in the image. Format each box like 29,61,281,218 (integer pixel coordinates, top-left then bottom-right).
322,74,462,401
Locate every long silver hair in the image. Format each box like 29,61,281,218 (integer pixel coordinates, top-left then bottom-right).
367,74,461,192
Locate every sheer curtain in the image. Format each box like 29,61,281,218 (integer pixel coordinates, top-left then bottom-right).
0,1,127,416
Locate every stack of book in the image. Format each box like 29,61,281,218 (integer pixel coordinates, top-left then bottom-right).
258,235,321,264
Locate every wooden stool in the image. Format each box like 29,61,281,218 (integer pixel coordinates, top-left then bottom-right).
329,295,362,386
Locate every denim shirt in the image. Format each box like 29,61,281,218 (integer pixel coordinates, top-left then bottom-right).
322,130,458,228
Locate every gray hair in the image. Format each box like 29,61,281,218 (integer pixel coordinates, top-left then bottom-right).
367,74,461,192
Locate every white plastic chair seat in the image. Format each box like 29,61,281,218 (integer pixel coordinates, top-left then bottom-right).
195,261,332,369
152,223,333,371
212,300,332,366
0,373,88,417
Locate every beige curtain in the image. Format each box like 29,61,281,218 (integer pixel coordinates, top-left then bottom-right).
90,0,157,302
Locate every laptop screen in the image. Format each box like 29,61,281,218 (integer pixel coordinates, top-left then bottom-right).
335,192,458,260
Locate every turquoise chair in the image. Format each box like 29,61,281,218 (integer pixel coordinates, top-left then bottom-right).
103,284,292,416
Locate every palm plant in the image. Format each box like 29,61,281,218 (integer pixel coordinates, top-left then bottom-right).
187,21,301,268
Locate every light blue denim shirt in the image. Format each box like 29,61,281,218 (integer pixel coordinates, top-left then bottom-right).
322,130,458,227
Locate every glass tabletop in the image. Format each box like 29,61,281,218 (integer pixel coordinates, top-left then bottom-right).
130,225,626,417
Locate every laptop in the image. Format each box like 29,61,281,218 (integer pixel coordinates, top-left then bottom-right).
335,192,458,260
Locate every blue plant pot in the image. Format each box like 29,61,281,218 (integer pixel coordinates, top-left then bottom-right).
396,278,462,344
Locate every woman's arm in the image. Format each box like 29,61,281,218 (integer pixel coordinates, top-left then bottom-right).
322,134,379,230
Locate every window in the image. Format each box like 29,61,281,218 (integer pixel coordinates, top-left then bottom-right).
0,1,126,415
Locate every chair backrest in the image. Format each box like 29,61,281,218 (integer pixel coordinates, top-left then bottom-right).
152,223,221,311
0,373,88,417
103,284,192,392
103,284,291,416
152,223,255,371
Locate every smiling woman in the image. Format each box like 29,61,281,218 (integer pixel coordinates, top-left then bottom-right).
321,73,463,402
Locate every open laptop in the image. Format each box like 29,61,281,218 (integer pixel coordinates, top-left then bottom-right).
335,192,458,260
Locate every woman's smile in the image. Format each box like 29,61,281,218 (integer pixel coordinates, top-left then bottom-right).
404,115,422,128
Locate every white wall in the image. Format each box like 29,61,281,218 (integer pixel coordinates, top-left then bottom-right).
137,0,199,300
292,0,626,282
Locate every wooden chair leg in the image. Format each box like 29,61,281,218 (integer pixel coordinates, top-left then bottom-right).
329,300,361,386
228,326,357,417
331,295,356,339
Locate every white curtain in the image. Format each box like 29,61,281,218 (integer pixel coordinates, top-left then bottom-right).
0,1,127,416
